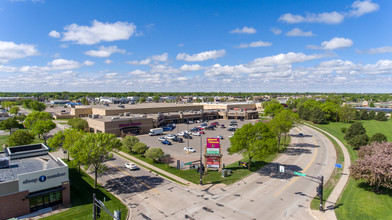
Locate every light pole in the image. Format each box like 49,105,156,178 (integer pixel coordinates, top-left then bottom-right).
200,133,203,185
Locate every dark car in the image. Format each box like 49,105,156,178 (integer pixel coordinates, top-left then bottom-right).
172,137,184,143
227,127,236,131
161,140,172,145
205,125,215,130
190,127,201,132
183,134,193,139
201,123,208,126
220,124,226,128
299,133,304,137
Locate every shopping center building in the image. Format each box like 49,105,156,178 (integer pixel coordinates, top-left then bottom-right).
70,102,260,136
0,144,70,219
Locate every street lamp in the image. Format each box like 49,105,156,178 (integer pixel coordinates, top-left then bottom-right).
200,133,203,185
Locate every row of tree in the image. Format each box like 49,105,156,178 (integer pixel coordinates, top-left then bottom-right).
343,122,387,149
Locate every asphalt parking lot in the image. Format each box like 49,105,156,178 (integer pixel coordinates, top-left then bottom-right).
137,119,257,167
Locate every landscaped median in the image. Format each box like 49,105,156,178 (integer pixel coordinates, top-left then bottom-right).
42,162,128,220
308,120,392,220
117,137,290,186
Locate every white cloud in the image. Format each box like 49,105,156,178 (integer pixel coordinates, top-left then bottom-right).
47,59,82,70
176,50,226,61
250,52,328,66
279,11,344,24
83,60,94,66
271,27,282,35
229,26,257,34
349,0,379,17
105,72,118,78
321,37,353,50
85,45,125,58
49,30,61,38
237,41,272,48
366,46,392,54
180,64,202,71
363,60,392,74
0,41,38,63
151,52,168,62
127,58,151,65
61,20,136,45
285,28,315,37
104,59,113,64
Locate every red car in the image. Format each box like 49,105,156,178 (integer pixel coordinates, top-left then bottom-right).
199,131,205,134
211,122,219,125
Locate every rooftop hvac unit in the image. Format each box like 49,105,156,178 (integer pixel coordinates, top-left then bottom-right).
0,157,10,168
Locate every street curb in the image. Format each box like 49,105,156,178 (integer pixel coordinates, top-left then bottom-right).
304,123,351,220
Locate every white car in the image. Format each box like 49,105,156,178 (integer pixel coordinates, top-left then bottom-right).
165,134,176,139
188,121,194,124
158,136,166,141
184,147,196,152
125,163,138,170
192,132,201,136
177,131,189,136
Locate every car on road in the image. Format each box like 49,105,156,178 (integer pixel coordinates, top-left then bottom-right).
157,136,166,141
172,137,184,143
161,140,172,145
227,127,236,131
215,135,224,139
125,163,138,170
184,147,196,152
299,133,304,137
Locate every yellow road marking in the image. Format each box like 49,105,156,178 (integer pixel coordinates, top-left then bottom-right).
274,136,318,197
107,161,160,194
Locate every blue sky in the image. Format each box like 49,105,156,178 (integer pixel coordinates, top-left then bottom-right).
0,0,391,93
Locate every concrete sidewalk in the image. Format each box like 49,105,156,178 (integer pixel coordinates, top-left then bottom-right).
115,151,200,188
305,123,351,220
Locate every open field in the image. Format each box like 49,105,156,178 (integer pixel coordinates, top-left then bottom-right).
311,119,392,219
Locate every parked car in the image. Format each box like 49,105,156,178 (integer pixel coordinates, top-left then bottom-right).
177,131,188,136
228,127,236,131
199,131,205,134
211,122,219,125
125,163,138,170
299,133,304,137
201,123,208,126
161,140,172,145
183,133,193,139
165,134,177,139
190,127,201,132
172,137,184,143
205,125,215,130
220,124,226,128
158,136,166,141
192,132,201,136
231,120,238,124
216,135,224,139
184,147,196,152
188,120,194,124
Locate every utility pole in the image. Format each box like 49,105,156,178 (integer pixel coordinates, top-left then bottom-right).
187,122,190,148
200,133,203,185
319,176,324,211
93,193,96,220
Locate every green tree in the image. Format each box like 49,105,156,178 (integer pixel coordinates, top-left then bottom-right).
133,142,148,154
152,96,160,102
360,109,369,120
24,112,52,129
369,102,375,107
228,122,277,170
0,118,20,135
9,106,20,115
31,120,56,144
1,101,16,109
320,101,340,122
71,133,121,188
7,130,35,146
67,118,88,131
369,110,376,119
81,97,89,105
348,134,369,149
344,122,366,141
121,136,140,152
48,129,86,160
339,106,356,123
309,107,325,124
375,111,387,121
139,97,146,103
370,133,387,144
264,103,284,118
144,147,164,162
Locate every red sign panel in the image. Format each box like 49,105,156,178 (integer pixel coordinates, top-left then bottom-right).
206,156,220,168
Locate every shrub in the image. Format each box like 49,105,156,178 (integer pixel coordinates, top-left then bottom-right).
341,127,347,133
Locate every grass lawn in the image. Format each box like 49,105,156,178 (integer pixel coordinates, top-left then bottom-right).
120,136,290,186
309,119,392,219
43,162,127,220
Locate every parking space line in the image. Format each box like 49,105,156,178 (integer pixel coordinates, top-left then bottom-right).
106,161,160,194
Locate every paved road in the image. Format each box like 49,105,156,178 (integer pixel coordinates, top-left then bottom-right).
85,124,335,220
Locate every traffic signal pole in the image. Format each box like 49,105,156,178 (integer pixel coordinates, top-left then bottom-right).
319,176,324,211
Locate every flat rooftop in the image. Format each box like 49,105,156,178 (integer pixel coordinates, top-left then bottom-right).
76,103,201,110
0,153,63,182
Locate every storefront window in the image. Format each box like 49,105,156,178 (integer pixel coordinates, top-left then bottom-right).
29,190,63,212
